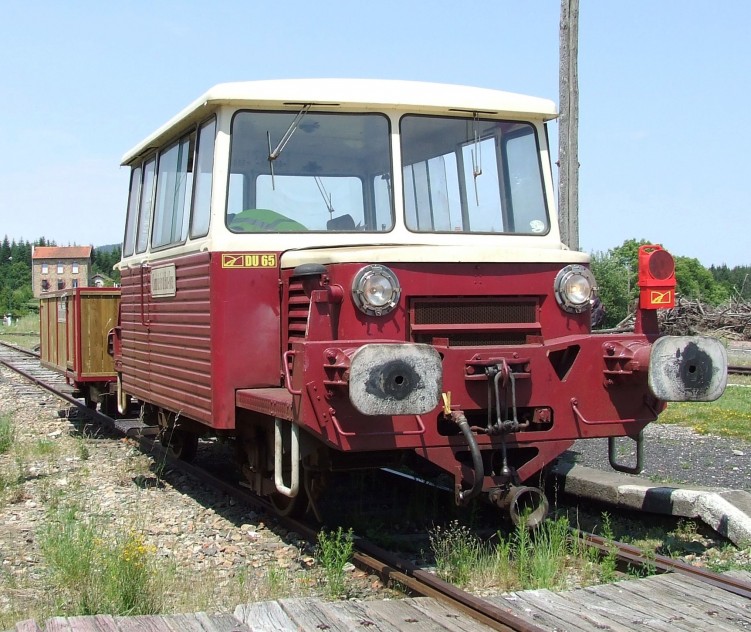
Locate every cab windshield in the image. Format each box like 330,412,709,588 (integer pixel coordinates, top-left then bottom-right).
399,115,549,235
227,110,394,233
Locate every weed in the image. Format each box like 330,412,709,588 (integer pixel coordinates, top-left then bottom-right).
265,565,292,599
316,526,354,599
429,520,483,586
0,415,15,454
76,436,91,461
597,513,619,583
38,502,165,615
33,439,58,457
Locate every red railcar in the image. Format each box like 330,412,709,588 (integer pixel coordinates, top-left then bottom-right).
113,80,726,521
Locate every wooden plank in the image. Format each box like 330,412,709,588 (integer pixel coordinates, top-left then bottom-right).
648,574,751,625
57,617,111,632
193,612,252,632
12,621,43,632
557,584,681,632
275,598,354,632
113,615,174,632
490,593,558,631
612,577,741,632
406,596,499,631
90,615,120,632
155,614,206,632
580,583,693,632
233,601,299,632
41,618,72,632
324,600,407,632
506,588,624,631
359,599,460,632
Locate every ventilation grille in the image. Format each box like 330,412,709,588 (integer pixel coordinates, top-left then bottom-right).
410,298,540,347
286,279,310,346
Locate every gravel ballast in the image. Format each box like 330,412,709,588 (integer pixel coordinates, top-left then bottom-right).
0,368,390,625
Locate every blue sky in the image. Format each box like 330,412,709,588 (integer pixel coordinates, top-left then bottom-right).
0,1,748,267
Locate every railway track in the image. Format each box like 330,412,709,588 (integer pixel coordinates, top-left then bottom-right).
3,339,751,631
729,364,751,376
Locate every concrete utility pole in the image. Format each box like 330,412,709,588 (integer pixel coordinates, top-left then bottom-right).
559,0,580,251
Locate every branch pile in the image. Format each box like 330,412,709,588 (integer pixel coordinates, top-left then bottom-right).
659,296,751,340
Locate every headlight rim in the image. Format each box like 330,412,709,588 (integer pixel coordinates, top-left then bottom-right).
351,264,401,317
554,264,597,314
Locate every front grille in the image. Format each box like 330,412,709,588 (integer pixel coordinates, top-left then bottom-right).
410,297,540,347
413,301,537,325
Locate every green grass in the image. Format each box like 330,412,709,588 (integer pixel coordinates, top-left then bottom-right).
0,415,15,454
658,377,751,441
0,313,39,347
38,503,168,616
428,517,605,592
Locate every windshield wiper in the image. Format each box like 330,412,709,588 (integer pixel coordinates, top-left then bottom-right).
471,111,483,206
267,104,312,189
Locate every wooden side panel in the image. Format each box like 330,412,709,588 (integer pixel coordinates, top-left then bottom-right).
39,293,69,374
57,297,68,371
78,290,119,379
39,296,52,366
66,294,76,371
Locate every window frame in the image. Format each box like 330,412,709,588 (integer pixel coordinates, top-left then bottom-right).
151,132,197,251
225,109,395,234
189,116,217,240
398,113,550,236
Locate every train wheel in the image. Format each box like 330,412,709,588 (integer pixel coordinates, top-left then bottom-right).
164,428,199,462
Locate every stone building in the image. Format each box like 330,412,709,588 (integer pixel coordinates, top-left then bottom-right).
31,246,93,298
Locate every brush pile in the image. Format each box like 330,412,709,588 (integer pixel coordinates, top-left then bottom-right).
602,296,751,341
660,296,751,340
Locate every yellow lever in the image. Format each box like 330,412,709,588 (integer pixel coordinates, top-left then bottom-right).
441,391,452,416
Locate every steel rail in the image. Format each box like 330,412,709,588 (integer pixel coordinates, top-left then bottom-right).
0,339,40,358
581,531,751,599
728,365,751,376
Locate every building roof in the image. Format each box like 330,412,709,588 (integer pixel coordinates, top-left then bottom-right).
32,246,92,260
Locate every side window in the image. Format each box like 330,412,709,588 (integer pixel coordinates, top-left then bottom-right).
190,118,216,239
41,263,49,274
123,166,142,257
152,134,195,249
57,263,64,274
136,158,156,254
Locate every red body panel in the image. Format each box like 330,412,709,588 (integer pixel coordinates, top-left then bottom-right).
119,252,282,429
119,251,661,486
276,261,660,482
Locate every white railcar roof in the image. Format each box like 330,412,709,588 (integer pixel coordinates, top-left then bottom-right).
122,79,557,165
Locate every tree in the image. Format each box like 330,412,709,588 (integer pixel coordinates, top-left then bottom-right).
591,239,730,327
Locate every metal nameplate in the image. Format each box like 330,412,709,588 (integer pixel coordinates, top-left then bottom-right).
151,264,176,298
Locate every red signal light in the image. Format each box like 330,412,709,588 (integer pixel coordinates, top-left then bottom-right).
637,245,676,309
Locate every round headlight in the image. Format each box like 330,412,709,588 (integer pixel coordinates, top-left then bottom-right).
352,265,401,316
554,265,596,313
